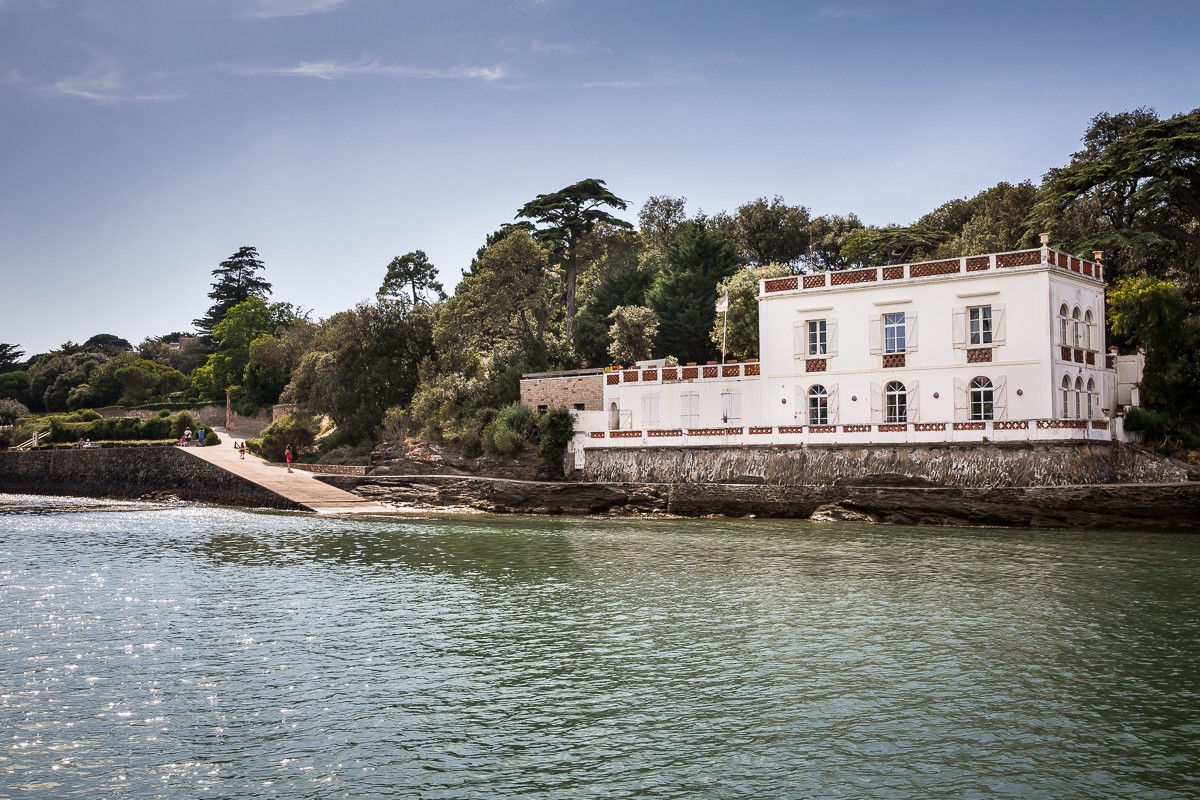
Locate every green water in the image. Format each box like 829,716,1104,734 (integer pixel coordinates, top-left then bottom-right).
1,495,1197,798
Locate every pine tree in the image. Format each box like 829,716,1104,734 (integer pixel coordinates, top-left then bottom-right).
194,246,273,337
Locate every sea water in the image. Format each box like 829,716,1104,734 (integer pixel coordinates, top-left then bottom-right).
1,494,1198,799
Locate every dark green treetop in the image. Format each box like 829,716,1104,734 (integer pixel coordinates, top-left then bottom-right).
516,178,632,344
194,246,273,337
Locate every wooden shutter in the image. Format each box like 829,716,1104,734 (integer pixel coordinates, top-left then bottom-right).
907,380,920,423
952,308,966,349
992,304,1006,345
828,383,840,424
906,312,918,352
869,315,881,355
993,376,1008,421
793,322,805,359
826,318,838,357
953,378,968,422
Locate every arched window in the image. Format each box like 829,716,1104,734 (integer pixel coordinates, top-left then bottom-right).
1084,309,1094,350
1061,375,1071,418
1059,304,1070,345
808,385,829,426
885,380,907,423
1074,376,1084,419
608,401,620,431
1086,378,1096,419
969,376,994,421
1072,307,1082,347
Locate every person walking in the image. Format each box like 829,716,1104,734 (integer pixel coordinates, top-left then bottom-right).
239,441,246,459
284,445,293,473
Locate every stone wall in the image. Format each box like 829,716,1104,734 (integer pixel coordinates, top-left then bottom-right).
0,448,301,510
582,442,1188,488
520,373,605,411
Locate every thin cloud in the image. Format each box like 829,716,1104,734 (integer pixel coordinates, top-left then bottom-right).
238,57,507,82
579,77,684,90
530,39,609,57
49,57,181,103
249,0,348,18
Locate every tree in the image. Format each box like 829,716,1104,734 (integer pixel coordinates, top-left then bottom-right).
516,178,632,343
27,351,109,411
284,300,435,442
192,299,304,401
710,264,791,360
647,219,741,363
435,228,560,368
806,214,868,271
0,343,25,372
82,333,133,354
0,371,32,405
0,398,28,426
607,306,659,365
840,225,952,265
726,196,811,269
1108,272,1200,419
377,250,446,305
194,246,273,337
1030,108,1200,282
572,223,649,366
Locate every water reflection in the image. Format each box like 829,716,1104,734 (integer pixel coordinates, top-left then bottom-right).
1,497,1198,799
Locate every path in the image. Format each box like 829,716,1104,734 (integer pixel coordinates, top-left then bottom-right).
178,428,396,515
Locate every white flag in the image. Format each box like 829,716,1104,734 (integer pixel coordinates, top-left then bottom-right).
715,292,729,313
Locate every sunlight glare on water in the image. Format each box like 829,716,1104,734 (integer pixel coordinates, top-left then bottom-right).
1,494,1198,799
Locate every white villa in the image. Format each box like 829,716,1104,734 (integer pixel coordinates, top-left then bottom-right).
522,238,1128,465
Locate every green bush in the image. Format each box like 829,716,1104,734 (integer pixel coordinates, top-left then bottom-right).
496,402,534,440
461,430,483,458
170,413,198,439
482,419,524,455
157,409,171,418
252,412,318,461
1124,406,1169,440
316,442,373,465
204,430,220,446
535,406,575,471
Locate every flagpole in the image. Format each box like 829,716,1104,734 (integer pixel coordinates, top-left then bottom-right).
721,307,728,365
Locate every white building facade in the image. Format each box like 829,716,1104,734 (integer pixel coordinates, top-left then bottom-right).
572,244,1119,454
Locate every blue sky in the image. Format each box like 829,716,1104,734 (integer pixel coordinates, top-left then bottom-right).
2,0,1197,356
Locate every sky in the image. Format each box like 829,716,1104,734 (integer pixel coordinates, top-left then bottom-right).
1,0,1198,356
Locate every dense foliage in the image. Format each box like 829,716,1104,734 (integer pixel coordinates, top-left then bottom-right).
4,105,1199,453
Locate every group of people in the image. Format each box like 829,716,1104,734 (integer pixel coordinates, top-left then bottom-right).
178,427,206,447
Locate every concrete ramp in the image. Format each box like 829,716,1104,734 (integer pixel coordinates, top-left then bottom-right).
179,430,395,515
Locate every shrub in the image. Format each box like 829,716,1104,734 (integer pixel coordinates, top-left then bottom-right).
158,409,171,418
496,402,534,439
204,430,220,446
253,412,318,461
316,442,373,465
482,419,523,455
535,406,575,471
0,398,29,426
461,430,483,458
1124,406,1169,441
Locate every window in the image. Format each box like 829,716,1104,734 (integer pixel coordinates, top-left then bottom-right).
1086,378,1096,419
884,312,906,354
885,380,907,423
808,385,829,425
573,403,585,411
1072,307,1082,347
968,305,993,346
807,319,827,356
680,392,699,426
1061,376,1071,418
1084,310,1094,350
1074,376,1083,419
969,376,994,421
537,404,548,413
1059,304,1070,345
720,390,742,423
641,393,660,428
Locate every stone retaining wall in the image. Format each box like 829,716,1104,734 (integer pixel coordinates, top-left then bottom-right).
581,442,1188,487
0,448,301,510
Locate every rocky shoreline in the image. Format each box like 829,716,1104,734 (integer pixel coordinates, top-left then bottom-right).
316,473,1200,531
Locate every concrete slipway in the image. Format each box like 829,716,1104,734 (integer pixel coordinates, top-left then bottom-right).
180,428,394,515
